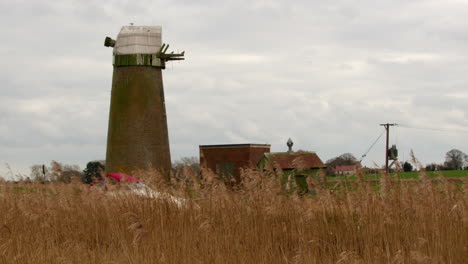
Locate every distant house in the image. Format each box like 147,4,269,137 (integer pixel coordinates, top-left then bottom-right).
335,165,357,176
199,144,271,183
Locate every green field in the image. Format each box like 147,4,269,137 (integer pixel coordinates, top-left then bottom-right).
330,170,468,180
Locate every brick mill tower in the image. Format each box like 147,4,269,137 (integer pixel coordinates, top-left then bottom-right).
104,26,184,178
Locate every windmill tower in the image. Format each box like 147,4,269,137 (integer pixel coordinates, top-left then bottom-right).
104,26,184,178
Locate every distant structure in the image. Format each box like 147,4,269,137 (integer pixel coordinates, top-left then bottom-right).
258,139,325,172
104,26,184,178
257,139,326,193
334,165,357,176
199,144,271,183
200,139,326,186
258,151,325,171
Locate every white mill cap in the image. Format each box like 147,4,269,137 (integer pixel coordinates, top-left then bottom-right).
113,26,162,55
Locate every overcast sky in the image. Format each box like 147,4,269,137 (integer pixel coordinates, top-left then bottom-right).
2,0,468,177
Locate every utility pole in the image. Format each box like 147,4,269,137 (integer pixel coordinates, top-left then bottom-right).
380,123,397,173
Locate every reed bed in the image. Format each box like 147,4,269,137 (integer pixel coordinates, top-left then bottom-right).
0,168,466,264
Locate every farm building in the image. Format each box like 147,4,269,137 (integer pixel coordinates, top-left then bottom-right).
258,151,325,171
257,138,325,172
200,139,326,192
199,144,271,183
258,150,326,192
335,165,357,176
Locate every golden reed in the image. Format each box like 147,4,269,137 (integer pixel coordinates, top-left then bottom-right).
0,167,466,264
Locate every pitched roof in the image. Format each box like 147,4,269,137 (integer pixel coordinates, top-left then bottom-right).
263,151,325,170
335,165,356,171
199,143,271,149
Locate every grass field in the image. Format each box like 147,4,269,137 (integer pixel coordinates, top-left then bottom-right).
0,169,466,263
331,169,468,180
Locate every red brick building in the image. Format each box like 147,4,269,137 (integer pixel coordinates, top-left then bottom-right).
199,144,271,182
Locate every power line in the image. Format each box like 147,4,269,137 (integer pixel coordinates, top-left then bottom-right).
360,129,386,162
399,124,468,133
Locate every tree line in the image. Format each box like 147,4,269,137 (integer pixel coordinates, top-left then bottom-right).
3,148,466,183
10,157,200,184
325,148,468,175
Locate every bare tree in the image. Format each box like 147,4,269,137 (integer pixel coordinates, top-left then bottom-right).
172,156,200,179
30,162,82,183
173,157,200,171
325,153,358,176
445,149,466,170
338,153,358,164
30,164,48,182
49,161,63,182
61,164,82,183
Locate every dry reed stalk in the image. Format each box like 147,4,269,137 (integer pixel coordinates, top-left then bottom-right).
0,166,466,264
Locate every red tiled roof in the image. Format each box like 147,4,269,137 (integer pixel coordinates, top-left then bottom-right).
265,152,325,170
335,165,356,171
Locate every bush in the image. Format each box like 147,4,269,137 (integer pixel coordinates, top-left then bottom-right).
403,161,413,172
82,161,105,184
